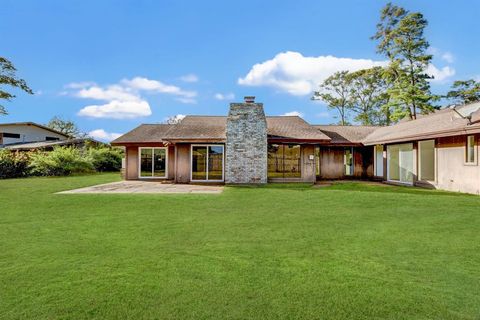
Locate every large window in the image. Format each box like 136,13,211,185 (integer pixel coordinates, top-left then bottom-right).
191,145,224,181
268,144,301,178
466,135,476,164
419,140,435,181
374,145,384,177
139,147,167,178
387,143,413,184
344,147,354,176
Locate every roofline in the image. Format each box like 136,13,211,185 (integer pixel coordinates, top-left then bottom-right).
0,122,70,138
363,125,480,145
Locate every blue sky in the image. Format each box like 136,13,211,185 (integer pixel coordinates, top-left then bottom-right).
1,0,479,140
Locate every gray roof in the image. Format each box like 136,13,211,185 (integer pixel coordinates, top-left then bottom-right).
313,125,378,145
2,138,99,151
363,103,480,145
112,116,331,144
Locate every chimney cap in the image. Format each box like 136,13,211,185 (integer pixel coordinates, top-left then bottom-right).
244,96,255,103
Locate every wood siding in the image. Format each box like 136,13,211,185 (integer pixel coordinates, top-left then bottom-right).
319,146,374,179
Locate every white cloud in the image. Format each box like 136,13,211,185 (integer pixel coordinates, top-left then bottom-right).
214,92,235,100
78,100,151,119
427,64,456,82
121,77,197,98
70,77,197,119
281,111,303,117
88,129,122,142
441,52,454,63
179,74,199,83
238,51,387,96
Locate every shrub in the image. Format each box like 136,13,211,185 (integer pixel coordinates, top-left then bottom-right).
29,147,94,176
88,147,123,172
0,150,30,179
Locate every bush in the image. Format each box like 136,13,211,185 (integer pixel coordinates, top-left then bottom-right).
88,147,123,172
29,147,94,176
0,150,30,179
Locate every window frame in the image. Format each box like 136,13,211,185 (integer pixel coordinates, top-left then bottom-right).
267,144,302,179
418,139,436,182
465,135,477,165
138,147,168,179
190,144,225,182
374,145,384,177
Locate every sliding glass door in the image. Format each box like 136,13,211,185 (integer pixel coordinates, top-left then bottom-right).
139,147,167,178
268,144,301,179
387,143,413,184
191,145,224,181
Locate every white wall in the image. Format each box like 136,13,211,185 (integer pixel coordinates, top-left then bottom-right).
0,124,66,145
436,136,480,195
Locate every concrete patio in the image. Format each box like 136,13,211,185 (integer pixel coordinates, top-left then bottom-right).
57,181,224,194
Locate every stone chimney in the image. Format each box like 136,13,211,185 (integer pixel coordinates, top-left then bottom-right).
225,96,268,184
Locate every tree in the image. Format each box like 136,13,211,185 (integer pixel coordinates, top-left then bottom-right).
372,3,437,121
312,71,353,125
0,57,33,115
165,114,185,124
47,116,83,138
349,67,391,125
446,79,480,105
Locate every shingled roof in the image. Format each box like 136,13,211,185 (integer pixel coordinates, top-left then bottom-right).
112,116,331,144
313,125,378,145
363,103,480,145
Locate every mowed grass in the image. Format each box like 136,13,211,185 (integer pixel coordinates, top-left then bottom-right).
1,174,480,319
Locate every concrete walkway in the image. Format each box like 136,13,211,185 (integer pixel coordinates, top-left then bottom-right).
58,181,224,194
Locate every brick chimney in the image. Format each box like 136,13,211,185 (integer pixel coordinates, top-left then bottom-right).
225,96,268,184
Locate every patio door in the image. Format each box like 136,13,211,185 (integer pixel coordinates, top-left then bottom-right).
191,145,224,182
139,147,167,178
387,143,413,184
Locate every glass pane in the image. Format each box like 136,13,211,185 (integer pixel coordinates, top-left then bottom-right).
467,136,475,163
140,148,153,177
192,146,207,180
284,145,301,178
399,144,413,183
419,140,435,181
375,145,384,176
153,149,166,177
315,146,321,178
388,145,400,181
208,146,223,180
268,144,284,178
344,148,353,176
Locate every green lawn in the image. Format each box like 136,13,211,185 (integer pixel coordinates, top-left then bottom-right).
1,174,480,319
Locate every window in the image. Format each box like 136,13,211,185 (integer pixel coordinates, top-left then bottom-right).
46,136,60,141
419,140,435,181
374,145,384,177
344,147,354,176
2,132,20,138
387,143,414,184
139,147,167,178
466,135,476,164
268,144,301,178
191,145,224,181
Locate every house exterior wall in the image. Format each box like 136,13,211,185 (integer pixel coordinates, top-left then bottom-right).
175,144,191,183
0,124,66,145
225,102,268,184
125,146,138,180
436,135,480,195
319,146,374,179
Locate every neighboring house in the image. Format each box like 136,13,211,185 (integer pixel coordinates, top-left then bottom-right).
0,122,99,151
0,122,68,146
112,97,480,194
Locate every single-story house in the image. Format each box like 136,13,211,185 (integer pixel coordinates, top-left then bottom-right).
0,122,100,151
112,97,480,195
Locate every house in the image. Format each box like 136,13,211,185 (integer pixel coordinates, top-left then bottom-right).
111,97,480,195
0,122,68,146
0,122,99,151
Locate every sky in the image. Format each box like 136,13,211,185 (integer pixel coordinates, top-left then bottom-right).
1,0,479,141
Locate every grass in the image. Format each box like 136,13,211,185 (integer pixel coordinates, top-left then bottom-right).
1,174,480,319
